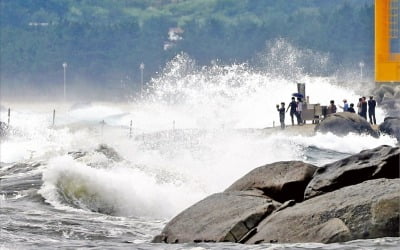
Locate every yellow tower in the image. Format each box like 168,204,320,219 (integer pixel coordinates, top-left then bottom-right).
375,0,400,83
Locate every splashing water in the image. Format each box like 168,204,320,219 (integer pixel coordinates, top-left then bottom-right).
33,49,395,218
1,40,398,249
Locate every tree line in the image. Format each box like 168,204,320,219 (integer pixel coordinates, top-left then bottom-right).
0,0,374,94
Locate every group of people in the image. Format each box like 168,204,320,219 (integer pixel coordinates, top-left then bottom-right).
276,97,303,129
336,96,377,124
276,95,377,130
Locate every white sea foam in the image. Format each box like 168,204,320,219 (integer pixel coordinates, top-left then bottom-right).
3,41,396,221
40,155,206,219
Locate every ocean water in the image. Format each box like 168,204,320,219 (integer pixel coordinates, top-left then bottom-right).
1,49,399,249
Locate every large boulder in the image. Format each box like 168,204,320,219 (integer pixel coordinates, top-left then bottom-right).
247,178,400,244
379,117,400,143
152,191,281,243
374,85,395,103
154,145,400,245
315,112,378,137
373,85,400,117
225,161,317,202
304,145,399,199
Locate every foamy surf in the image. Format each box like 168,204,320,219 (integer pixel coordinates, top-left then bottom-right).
39,155,207,219
1,40,398,249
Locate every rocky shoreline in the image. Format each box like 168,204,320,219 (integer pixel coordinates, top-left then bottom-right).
373,84,400,143
153,145,399,244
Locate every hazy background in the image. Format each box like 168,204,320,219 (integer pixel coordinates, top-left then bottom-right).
0,0,374,101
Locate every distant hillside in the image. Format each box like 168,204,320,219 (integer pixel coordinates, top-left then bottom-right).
0,0,374,91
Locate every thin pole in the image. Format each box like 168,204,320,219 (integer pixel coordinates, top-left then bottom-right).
64,67,66,101
63,62,67,102
7,108,10,126
140,63,144,94
52,109,56,126
141,69,143,92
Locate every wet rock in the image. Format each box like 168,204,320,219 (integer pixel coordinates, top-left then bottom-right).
96,144,123,162
304,145,399,199
68,151,87,160
374,85,395,103
225,161,317,202
379,117,400,143
247,178,400,244
68,144,123,162
152,191,281,243
373,85,400,117
155,144,400,245
315,112,378,137
394,89,400,99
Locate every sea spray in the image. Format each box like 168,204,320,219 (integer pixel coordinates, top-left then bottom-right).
40,155,206,218
118,49,380,131
2,40,399,248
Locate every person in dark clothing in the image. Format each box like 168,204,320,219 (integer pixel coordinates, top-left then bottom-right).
357,98,362,115
327,100,337,114
348,103,356,113
277,102,285,129
360,96,367,119
368,96,377,125
295,97,303,125
286,97,297,126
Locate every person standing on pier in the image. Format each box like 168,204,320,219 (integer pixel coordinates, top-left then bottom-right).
339,99,349,112
348,103,356,113
295,98,303,125
328,100,337,114
361,96,368,119
357,98,362,116
277,102,286,129
368,96,377,125
286,97,297,126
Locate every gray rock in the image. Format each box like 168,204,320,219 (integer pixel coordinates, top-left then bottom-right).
315,112,378,137
373,85,400,117
96,144,123,162
68,144,123,161
374,85,395,102
380,96,397,110
394,89,400,99
247,178,400,244
379,117,400,142
225,161,317,202
67,151,87,160
297,218,352,243
304,145,399,200
152,191,281,243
